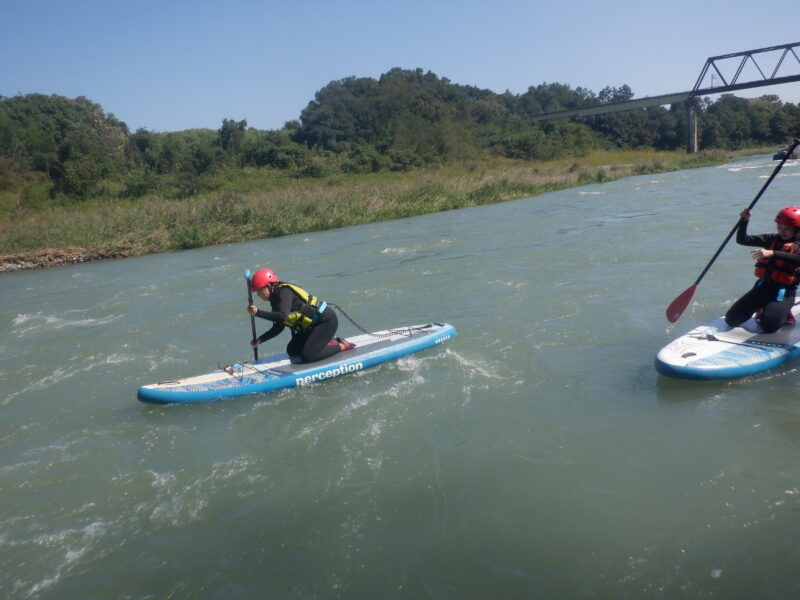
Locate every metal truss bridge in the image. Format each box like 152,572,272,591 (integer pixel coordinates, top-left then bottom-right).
531,42,800,152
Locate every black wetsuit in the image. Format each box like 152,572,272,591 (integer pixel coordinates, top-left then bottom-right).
253,284,340,363
725,222,800,333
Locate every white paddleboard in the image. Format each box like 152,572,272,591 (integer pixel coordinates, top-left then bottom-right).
655,306,800,380
138,323,456,404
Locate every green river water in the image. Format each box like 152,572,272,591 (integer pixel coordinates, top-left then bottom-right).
2,154,800,599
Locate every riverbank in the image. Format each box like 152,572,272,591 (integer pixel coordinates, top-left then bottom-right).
0,148,744,273
0,247,133,273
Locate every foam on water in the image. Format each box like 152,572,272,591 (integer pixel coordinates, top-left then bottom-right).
3,352,138,405
11,311,121,335
444,348,503,382
6,520,109,599
727,164,770,172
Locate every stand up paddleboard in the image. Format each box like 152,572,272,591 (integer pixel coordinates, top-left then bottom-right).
138,323,456,404
655,306,800,381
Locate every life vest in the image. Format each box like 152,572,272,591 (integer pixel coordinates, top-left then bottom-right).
754,238,800,286
276,282,327,330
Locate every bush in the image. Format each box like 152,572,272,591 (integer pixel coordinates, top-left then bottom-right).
388,149,421,171
294,162,330,178
122,173,168,198
341,147,385,173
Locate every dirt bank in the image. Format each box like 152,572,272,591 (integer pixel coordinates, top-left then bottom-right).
0,247,133,273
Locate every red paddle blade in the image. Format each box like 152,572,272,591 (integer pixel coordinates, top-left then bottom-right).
666,284,697,323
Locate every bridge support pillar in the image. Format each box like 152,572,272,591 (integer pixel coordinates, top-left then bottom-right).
686,97,698,153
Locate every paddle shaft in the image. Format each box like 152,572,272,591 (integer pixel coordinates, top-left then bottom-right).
245,272,258,361
690,138,800,288
665,138,800,322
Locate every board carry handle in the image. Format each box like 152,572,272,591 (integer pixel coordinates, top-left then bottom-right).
666,137,800,323
244,269,258,361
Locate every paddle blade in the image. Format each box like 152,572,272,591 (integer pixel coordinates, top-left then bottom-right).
666,284,697,323
243,269,252,281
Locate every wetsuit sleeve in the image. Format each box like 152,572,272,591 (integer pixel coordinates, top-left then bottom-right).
735,221,800,264
735,220,774,248
773,251,800,265
257,323,284,344
254,287,294,343
253,288,294,323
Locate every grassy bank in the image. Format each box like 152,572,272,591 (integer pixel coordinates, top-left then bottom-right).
0,149,736,271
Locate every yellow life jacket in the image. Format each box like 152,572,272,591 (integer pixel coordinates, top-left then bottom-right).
277,282,327,330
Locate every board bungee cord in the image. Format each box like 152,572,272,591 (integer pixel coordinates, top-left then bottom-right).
328,303,428,339
138,271,457,402
243,269,423,342
139,322,457,403
218,307,430,382
226,271,430,381
655,300,800,380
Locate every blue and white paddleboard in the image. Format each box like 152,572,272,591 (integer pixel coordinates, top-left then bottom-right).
655,305,800,381
138,322,456,404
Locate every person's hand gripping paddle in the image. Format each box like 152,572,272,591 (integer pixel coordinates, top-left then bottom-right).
666,138,800,323
244,269,258,360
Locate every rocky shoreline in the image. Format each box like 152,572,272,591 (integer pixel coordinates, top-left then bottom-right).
0,247,132,273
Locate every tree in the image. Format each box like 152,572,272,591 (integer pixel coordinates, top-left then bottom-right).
217,118,247,155
0,94,132,199
598,85,634,104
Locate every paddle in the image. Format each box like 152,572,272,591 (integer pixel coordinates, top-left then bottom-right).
244,269,258,360
666,137,800,323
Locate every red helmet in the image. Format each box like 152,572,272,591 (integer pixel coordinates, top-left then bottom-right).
775,206,800,228
250,268,278,291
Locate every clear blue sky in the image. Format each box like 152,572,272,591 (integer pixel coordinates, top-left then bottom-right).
2,0,799,133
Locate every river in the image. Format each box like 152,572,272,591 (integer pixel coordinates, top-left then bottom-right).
2,154,799,599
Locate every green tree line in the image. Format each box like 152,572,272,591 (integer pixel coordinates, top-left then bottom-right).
1,68,799,210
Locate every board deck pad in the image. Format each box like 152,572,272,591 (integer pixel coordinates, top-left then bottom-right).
655,305,800,380
138,323,456,404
